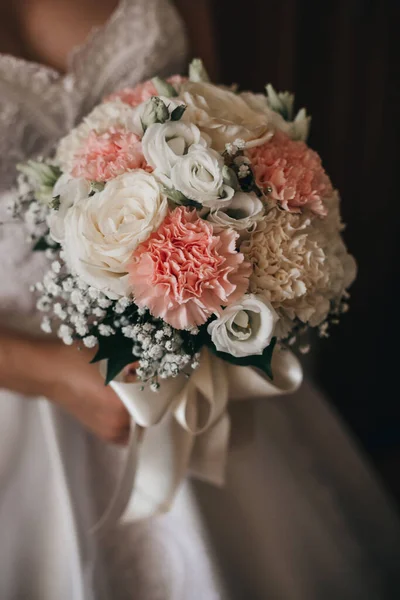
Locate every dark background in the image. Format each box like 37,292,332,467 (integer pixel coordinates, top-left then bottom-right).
211,0,400,499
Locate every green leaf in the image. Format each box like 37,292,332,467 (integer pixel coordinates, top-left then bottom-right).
49,195,60,210
33,237,49,251
89,181,105,195
105,353,136,385
163,187,202,209
151,77,178,98
170,105,186,121
207,337,277,380
33,236,60,252
222,165,240,191
90,332,137,385
17,161,62,205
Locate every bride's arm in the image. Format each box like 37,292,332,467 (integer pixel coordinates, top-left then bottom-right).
173,0,220,80
0,328,131,444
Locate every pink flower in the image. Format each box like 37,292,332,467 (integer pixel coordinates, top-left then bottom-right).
71,129,150,182
105,76,187,107
247,131,332,216
128,207,251,330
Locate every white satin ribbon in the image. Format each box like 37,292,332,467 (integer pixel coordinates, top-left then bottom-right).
95,346,302,529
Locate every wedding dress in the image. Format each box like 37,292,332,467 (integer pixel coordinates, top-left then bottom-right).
0,1,399,598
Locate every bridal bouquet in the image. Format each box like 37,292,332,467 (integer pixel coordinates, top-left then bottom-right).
12,59,355,388
11,59,356,520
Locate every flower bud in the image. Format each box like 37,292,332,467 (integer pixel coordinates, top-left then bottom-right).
141,97,170,130
189,58,210,83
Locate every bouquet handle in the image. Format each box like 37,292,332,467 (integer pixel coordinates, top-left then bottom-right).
92,347,303,531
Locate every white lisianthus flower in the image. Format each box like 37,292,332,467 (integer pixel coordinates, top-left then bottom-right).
170,144,234,208
62,170,168,298
49,175,91,243
207,191,264,234
178,82,272,152
208,294,278,358
55,101,137,173
142,121,208,186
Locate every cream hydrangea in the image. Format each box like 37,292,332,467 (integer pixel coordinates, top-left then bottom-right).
312,192,357,296
241,195,355,337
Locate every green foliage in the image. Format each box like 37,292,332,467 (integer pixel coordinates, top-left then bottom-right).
33,235,60,252
90,330,138,385
222,165,240,191
170,105,187,121
17,161,62,205
164,187,202,209
207,337,277,380
151,77,178,98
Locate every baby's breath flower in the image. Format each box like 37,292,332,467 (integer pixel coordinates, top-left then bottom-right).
58,324,74,345
115,297,131,314
53,303,67,320
98,324,115,337
98,298,113,309
51,261,61,274
40,317,52,334
83,335,98,349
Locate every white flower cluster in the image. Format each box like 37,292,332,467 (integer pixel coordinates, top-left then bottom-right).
13,58,356,387
8,173,51,243
34,258,201,385
34,260,121,345
122,320,199,383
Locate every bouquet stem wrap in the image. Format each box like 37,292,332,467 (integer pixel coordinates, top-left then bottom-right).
94,347,302,530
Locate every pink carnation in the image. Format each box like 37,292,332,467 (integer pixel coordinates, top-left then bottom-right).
128,207,251,330
105,76,187,107
247,131,332,216
71,129,150,182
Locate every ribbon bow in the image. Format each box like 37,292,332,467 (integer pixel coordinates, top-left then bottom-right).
93,346,302,531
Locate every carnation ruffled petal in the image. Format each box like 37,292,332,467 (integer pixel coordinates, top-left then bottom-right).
129,207,251,329
247,131,332,216
71,129,150,181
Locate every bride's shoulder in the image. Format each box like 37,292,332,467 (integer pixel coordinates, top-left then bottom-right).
0,0,188,175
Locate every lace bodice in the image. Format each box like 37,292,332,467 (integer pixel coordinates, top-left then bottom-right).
0,0,187,329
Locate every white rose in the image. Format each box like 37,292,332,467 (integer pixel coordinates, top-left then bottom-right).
207,191,264,234
178,82,272,152
170,144,234,208
49,175,91,243
208,294,279,358
142,120,208,186
62,170,168,298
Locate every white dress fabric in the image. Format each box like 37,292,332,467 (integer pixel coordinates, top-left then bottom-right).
0,1,399,598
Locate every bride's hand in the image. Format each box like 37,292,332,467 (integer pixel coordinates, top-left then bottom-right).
0,330,133,445
46,343,135,445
